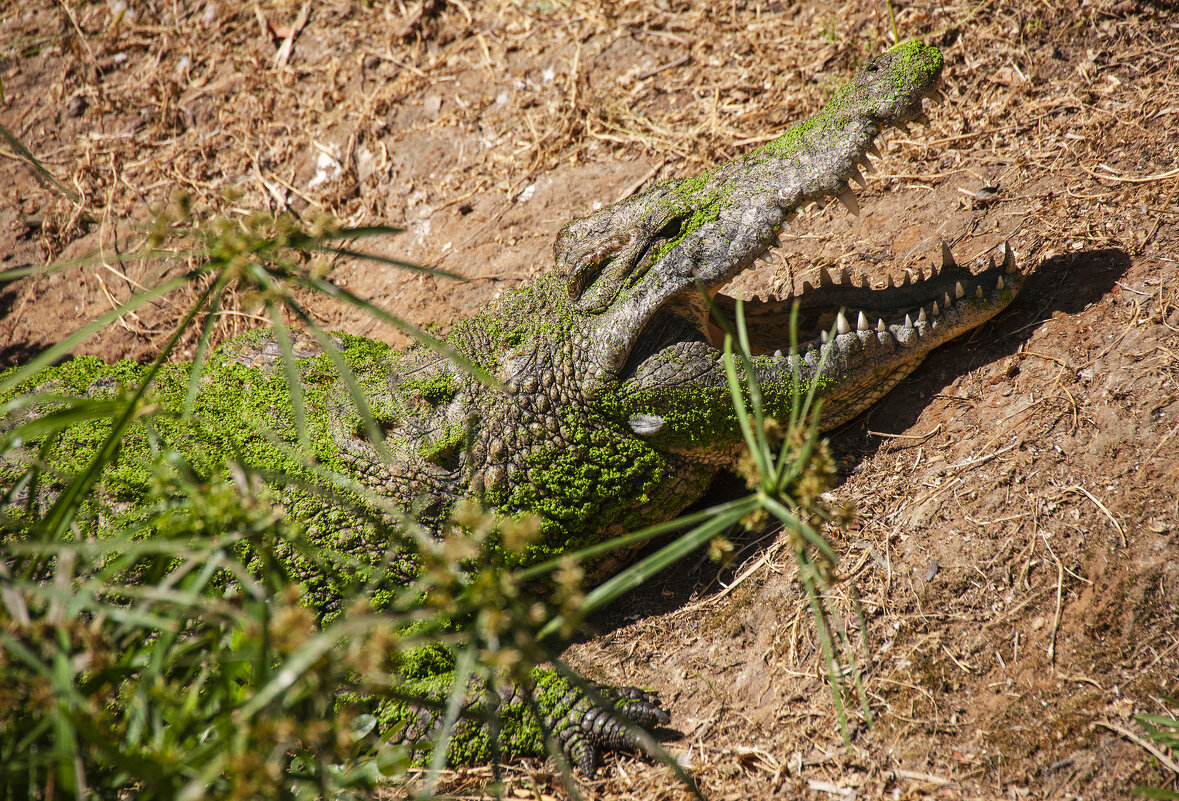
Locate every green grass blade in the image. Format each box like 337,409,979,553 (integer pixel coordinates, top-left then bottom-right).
0,398,128,449
0,272,196,399
264,297,311,457
797,550,850,746
180,272,232,419
317,225,405,240
760,494,838,564
516,496,759,582
238,614,389,718
539,500,756,639
297,274,500,389
35,279,218,541
722,334,765,480
422,647,477,795
0,122,81,204
282,300,395,465
318,245,464,281
733,298,770,460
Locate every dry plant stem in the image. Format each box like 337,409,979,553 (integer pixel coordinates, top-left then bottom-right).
1054,485,1127,547
1093,721,1179,776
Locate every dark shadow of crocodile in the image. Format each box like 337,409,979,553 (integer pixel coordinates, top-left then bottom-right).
583,247,1132,634
0,283,44,371
833,247,1132,458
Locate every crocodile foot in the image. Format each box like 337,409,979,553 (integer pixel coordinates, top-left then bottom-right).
539,682,671,775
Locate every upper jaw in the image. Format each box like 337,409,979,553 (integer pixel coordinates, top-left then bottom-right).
557,41,947,387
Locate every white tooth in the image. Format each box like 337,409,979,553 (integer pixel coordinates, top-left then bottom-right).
876,318,887,333
857,311,869,331
867,140,883,159
858,155,875,174
996,274,1005,290
918,307,927,323
943,292,952,308
976,284,985,299
848,165,867,189
941,241,955,268
1004,242,1017,273
955,281,965,300
837,311,851,335
773,349,783,359
821,330,829,343
838,188,860,216
757,249,773,263
904,313,914,329
932,301,940,316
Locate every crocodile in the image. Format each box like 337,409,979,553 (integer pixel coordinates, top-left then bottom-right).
2,41,1021,775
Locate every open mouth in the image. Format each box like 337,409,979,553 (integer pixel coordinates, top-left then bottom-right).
615,241,1021,434
620,241,1019,379
707,242,1020,359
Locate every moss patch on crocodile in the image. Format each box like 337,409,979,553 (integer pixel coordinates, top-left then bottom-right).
495,410,669,563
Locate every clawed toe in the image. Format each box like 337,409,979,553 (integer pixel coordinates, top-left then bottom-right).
552,683,671,776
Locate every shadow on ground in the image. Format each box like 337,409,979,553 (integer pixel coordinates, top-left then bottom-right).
587,247,1132,634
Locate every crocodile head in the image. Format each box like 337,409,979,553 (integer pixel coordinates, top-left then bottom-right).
343,41,1021,552
548,41,1020,447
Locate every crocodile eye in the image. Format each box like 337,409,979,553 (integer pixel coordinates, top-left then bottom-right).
567,257,608,300
635,217,685,271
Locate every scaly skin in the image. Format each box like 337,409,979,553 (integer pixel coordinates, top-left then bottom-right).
2,41,1022,772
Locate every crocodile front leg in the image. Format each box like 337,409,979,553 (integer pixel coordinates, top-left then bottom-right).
386,668,670,774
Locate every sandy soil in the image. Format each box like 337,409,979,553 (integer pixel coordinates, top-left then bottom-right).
2,0,1178,798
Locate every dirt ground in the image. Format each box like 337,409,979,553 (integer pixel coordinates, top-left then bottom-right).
2,0,1178,798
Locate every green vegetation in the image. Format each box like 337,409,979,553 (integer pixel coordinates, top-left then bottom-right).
1134,697,1179,799
0,201,860,797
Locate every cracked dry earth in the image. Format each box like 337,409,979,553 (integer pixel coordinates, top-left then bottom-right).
2,0,1178,798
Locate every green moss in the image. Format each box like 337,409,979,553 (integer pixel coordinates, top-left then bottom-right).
1,332,411,619
888,40,943,89
502,329,527,350
403,370,457,405
759,40,942,162
421,420,468,465
492,409,667,562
